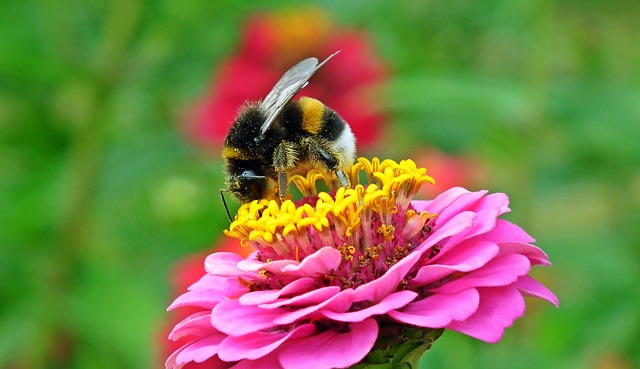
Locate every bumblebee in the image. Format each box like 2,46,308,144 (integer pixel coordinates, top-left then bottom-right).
221,51,356,218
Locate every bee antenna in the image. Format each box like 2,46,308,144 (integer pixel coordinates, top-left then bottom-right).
220,189,233,223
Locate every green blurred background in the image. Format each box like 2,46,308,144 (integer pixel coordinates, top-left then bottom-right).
1,1,639,368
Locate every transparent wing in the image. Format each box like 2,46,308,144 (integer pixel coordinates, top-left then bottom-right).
259,51,340,135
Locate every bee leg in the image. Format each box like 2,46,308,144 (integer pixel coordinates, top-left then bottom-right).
303,137,351,188
273,141,299,201
278,171,287,202
219,189,233,222
335,169,350,188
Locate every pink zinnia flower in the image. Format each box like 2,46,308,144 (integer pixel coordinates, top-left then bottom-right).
185,8,388,149
166,158,558,369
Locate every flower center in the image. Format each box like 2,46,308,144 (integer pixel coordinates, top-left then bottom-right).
225,157,436,289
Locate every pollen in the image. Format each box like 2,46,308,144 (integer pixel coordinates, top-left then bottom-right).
338,244,356,261
224,157,436,287
376,224,396,241
222,146,247,160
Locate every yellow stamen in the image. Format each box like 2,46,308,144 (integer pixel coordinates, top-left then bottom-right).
377,224,396,242
224,158,435,252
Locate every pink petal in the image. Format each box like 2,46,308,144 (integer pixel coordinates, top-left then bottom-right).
260,286,341,309
412,187,471,214
238,258,295,274
185,273,232,293
433,254,531,294
279,319,379,369
469,192,510,216
186,275,249,300
239,277,317,306
169,287,225,311
281,247,343,277
446,206,501,247
273,289,354,325
429,239,499,271
219,324,316,361
317,288,355,312
478,219,535,244
411,265,459,287
514,276,559,307
169,333,226,368
446,286,526,343
432,190,488,226
228,352,282,369
211,299,284,336
414,211,476,254
237,247,342,277
205,252,254,277
412,240,499,285
165,344,184,369
498,242,551,266
389,288,480,327
351,251,421,303
169,311,215,341
166,344,230,369
320,290,418,322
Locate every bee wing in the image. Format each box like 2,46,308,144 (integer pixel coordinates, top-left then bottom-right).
259,51,340,136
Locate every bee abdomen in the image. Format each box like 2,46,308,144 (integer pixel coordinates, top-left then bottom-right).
298,97,326,135
325,110,356,168
298,96,349,141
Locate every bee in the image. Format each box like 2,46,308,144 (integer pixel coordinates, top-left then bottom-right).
221,51,356,220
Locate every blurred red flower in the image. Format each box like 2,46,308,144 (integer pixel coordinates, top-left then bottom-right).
185,8,388,150
160,237,252,369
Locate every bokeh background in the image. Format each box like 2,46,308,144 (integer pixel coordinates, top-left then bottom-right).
2,1,639,368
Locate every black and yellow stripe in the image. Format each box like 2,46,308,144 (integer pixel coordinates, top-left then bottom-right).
298,97,325,135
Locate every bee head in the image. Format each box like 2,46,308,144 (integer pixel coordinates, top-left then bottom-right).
228,170,268,204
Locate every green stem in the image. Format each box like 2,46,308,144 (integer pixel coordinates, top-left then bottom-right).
352,323,444,369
